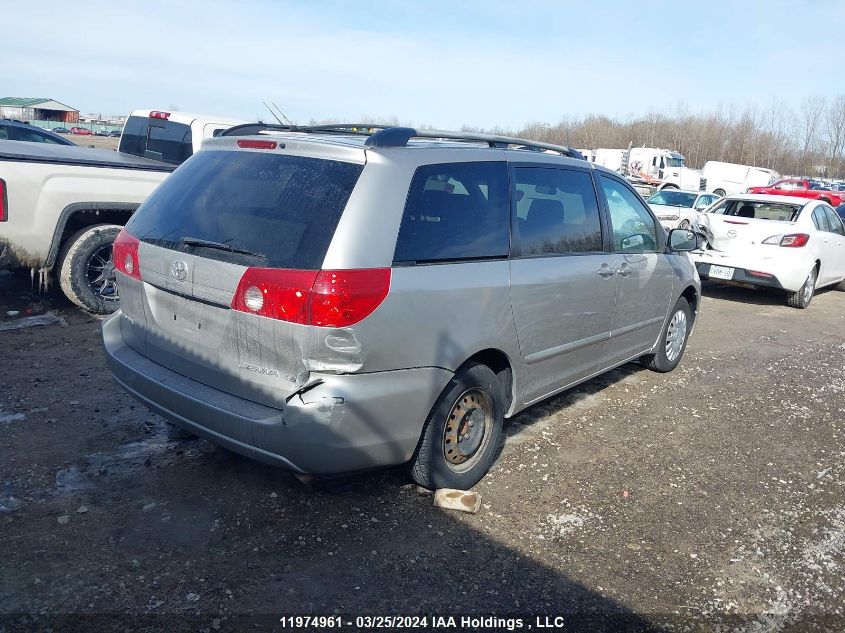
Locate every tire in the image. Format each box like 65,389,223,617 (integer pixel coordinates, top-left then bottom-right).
678,219,691,229
57,224,122,315
786,266,817,309
713,189,726,197
409,362,504,490
640,297,691,373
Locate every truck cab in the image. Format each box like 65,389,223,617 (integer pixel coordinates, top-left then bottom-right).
118,110,247,165
629,148,705,192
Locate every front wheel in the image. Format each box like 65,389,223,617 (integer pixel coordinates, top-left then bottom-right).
713,189,726,197
57,224,122,314
640,297,691,373
409,362,504,490
786,266,817,309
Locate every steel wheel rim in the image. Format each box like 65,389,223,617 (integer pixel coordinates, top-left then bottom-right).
803,269,816,305
665,309,687,362
87,244,119,303
442,388,492,473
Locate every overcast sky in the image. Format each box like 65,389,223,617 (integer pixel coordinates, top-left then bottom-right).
4,0,843,128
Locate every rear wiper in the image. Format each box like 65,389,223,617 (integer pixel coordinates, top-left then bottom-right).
181,237,266,259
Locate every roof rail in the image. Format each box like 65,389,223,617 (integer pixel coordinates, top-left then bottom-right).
219,122,584,159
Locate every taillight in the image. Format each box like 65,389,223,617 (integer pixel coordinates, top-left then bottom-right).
149,111,170,120
237,139,277,150
309,269,392,327
0,178,7,222
113,228,141,279
762,233,810,247
232,268,391,327
231,268,318,324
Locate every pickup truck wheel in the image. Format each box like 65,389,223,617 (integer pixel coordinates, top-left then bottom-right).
640,297,690,373
58,224,122,315
409,362,504,490
786,266,817,309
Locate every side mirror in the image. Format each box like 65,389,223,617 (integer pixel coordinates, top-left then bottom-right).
668,229,702,252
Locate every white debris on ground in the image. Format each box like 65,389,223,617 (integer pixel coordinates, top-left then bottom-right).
0,311,67,331
539,501,599,540
0,412,26,424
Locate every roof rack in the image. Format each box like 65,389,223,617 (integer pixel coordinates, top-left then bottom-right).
220,123,584,159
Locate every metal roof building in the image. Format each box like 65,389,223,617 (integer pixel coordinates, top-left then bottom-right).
0,97,79,123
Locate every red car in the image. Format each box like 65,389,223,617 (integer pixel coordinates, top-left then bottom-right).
69,127,93,136
747,178,844,206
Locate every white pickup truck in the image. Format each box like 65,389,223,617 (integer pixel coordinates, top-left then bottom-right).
0,140,175,313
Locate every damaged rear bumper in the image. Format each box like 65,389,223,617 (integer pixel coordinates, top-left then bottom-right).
102,312,452,474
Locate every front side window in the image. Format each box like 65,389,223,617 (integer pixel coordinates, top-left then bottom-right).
393,162,509,264
811,208,829,231
599,176,659,253
513,167,603,255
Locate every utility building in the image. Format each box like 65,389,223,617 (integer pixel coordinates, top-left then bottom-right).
0,97,79,123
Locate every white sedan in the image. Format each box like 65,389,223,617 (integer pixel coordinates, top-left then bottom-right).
646,190,721,230
692,194,845,308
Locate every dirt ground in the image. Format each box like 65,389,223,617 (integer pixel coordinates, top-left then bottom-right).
1,271,843,632
66,135,120,151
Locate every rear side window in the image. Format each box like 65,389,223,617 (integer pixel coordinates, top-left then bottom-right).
393,162,509,264
119,115,193,164
126,150,363,269
514,167,603,255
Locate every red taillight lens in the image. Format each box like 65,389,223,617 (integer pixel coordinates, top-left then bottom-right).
0,178,7,222
113,228,141,280
231,268,318,324
149,111,170,120
237,139,278,150
780,233,810,247
309,269,391,327
231,268,391,327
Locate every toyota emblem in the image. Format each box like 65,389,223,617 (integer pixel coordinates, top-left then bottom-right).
170,260,188,281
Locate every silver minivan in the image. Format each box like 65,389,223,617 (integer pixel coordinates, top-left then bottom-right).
103,125,702,489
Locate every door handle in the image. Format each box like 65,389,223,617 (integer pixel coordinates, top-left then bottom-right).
617,264,632,277
596,265,616,278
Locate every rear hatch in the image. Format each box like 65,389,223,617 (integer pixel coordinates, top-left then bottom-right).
118,142,365,406
696,198,803,252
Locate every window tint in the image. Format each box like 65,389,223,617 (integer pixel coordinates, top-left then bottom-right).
8,127,59,144
514,168,603,255
118,115,193,165
599,176,659,253
126,150,363,269
393,162,509,264
0,126,7,140
823,206,845,236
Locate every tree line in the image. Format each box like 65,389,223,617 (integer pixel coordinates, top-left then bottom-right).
463,95,845,179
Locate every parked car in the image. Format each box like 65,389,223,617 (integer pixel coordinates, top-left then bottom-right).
0,119,76,146
837,203,845,222
747,179,845,206
700,160,779,197
52,127,70,134
118,109,247,165
102,125,702,489
692,194,845,308
108,130,121,137
0,140,175,313
646,189,721,230
95,130,110,137
70,127,93,136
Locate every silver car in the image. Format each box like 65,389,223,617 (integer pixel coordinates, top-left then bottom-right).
103,125,702,489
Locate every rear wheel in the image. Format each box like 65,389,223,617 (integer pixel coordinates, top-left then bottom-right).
640,297,691,373
786,266,817,309
409,362,504,490
57,224,122,314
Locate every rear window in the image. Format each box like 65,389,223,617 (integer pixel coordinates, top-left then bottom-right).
119,115,193,164
709,199,801,222
393,162,509,264
125,150,364,269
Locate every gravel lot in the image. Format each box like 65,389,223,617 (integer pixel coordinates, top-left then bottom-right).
1,271,843,632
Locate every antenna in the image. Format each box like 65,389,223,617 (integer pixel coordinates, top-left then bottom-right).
262,101,283,125
271,102,295,126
